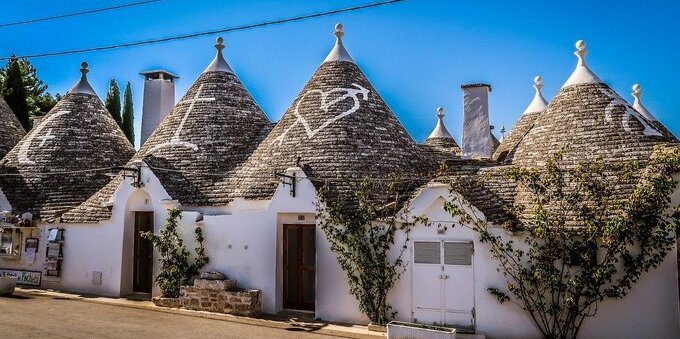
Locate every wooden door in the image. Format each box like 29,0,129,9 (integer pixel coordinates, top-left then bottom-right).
283,224,316,311
133,212,154,293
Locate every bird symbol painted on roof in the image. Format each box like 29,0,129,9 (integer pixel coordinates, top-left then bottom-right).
272,83,370,145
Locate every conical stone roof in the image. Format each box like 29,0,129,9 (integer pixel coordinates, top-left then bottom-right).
0,96,25,159
424,107,460,151
0,63,134,221
131,37,271,205
62,38,272,222
221,24,426,201
493,76,549,162
510,41,674,167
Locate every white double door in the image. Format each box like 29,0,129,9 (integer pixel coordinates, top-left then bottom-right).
411,240,475,330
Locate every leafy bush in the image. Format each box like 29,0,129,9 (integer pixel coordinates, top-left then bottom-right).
142,209,209,298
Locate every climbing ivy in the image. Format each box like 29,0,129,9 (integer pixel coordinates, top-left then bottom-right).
316,176,419,325
141,209,209,298
444,146,680,339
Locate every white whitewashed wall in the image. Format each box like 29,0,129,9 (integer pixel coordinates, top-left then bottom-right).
24,167,680,339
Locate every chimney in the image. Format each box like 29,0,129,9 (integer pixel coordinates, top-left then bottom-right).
461,83,493,159
460,84,493,159
139,70,178,146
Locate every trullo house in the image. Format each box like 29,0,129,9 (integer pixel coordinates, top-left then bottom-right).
0,62,134,282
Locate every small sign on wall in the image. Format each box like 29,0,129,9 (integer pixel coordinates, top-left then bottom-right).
0,269,42,286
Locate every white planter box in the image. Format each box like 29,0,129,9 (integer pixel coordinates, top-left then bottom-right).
387,321,456,339
0,276,18,296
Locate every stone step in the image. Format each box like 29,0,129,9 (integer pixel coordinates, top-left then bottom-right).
193,278,237,291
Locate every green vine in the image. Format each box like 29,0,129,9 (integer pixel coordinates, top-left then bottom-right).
141,208,209,298
445,146,680,339
316,176,417,325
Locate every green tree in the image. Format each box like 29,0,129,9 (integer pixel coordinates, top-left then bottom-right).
0,56,60,118
122,82,135,146
444,147,680,338
35,92,61,117
141,209,209,298
0,57,30,130
104,79,122,127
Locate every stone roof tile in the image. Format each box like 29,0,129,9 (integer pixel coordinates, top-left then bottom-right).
0,96,25,159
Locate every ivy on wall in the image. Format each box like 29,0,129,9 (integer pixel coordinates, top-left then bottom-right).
316,177,419,325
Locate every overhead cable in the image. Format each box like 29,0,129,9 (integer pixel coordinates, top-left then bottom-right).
0,0,406,60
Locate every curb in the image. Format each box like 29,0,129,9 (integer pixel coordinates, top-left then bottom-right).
15,287,379,338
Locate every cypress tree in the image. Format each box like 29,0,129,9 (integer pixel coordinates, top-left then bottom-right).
104,79,122,127
122,82,135,147
0,57,31,130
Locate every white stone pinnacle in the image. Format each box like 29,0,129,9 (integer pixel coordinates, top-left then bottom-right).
69,61,97,95
427,106,454,139
631,83,658,122
521,75,549,115
323,23,355,64
203,36,234,74
562,40,603,88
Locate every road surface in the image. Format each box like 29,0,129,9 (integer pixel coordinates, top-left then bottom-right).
0,294,342,338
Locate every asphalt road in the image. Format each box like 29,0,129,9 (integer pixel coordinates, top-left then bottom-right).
0,294,340,338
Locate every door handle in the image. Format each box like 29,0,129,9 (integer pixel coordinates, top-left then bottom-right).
440,274,449,279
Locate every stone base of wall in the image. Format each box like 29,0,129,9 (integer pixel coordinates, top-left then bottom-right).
152,296,182,308
178,277,262,316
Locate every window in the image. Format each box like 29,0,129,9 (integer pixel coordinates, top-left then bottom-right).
0,227,22,257
414,241,441,264
444,241,473,266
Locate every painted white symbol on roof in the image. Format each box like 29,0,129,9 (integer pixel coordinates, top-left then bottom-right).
18,110,70,164
601,89,661,137
149,84,215,154
272,83,370,145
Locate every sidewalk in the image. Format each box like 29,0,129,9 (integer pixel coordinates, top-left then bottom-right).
15,287,379,338
14,287,485,339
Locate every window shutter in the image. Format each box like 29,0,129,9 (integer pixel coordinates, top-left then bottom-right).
444,241,473,265
414,241,441,264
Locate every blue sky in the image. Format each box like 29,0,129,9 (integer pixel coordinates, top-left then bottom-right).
2,0,678,148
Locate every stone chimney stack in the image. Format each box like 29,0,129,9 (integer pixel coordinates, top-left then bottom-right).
461,83,493,159
139,70,178,146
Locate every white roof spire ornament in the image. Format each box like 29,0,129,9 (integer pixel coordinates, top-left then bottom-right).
562,40,603,88
631,84,658,122
522,76,549,115
500,125,506,141
203,37,234,74
69,62,97,95
323,23,355,63
427,106,454,139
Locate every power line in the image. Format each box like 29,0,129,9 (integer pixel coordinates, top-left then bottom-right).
1,0,407,61
0,0,165,29
0,166,120,177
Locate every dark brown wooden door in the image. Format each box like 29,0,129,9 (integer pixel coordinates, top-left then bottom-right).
283,224,315,311
133,212,154,293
